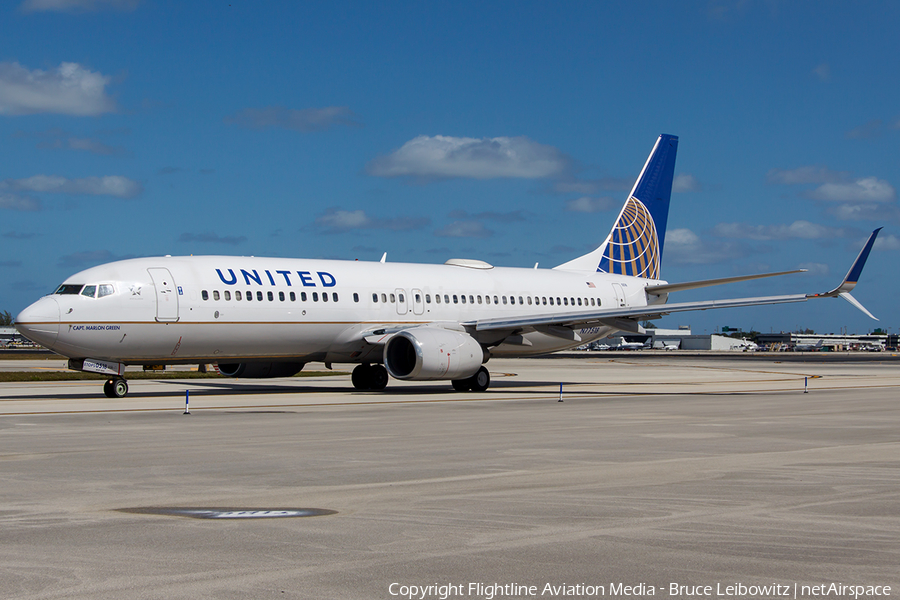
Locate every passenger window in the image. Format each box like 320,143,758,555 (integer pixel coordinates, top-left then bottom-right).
485,296,491,305
542,297,547,305
201,290,209,301
373,293,378,302
398,293,404,303
267,291,273,301
279,291,285,301
453,295,459,304
578,298,582,306
557,297,561,305
213,290,220,301
224,291,231,301
477,295,482,304
425,294,431,303
381,293,387,303
390,293,396,303
493,296,498,304
247,290,253,301
510,296,515,305
301,292,308,301
461,295,466,304
236,291,242,301
313,292,319,302
469,295,474,304
435,295,441,304
527,297,532,305
98,284,114,298
597,298,601,306
290,292,296,301
415,293,421,303
518,296,523,304
354,293,359,302
322,292,328,302
332,293,339,302
257,291,263,301
444,295,450,303
549,297,554,306
563,298,568,306
570,297,575,306
590,298,595,306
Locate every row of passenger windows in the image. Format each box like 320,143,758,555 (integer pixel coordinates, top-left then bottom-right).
371,292,601,307
200,289,601,308
201,289,344,303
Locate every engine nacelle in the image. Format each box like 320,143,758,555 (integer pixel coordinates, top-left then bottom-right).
384,327,485,381
216,362,305,379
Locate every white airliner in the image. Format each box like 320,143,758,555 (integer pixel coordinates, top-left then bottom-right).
15,134,882,398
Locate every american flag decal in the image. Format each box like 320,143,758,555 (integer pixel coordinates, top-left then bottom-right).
586,282,596,288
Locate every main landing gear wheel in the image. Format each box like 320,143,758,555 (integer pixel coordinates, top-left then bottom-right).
351,364,389,391
103,378,128,398
451,366,490,392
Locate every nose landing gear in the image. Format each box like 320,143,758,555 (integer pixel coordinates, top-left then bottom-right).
103,378,129,398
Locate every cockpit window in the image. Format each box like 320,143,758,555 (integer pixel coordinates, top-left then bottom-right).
97,284,115,298
55,284,83,295
81,285,97,298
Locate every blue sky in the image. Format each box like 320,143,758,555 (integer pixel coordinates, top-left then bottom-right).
2,1,898,335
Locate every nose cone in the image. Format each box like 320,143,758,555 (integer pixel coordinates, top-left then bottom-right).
15,296,60,349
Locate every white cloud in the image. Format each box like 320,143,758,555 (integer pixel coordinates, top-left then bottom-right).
874,234,900,251
766,166,846,185
845,119,883,140
0,192,41,211
178,232,247,246
552,177,631,194
826,202,900,222
663,227,748,265
224,106,361,132
804,177,895,203
798,262,830,276
4,175,142,198
565,196,617,213
435,221,493,238
672,173,701,193
367,135,571,180
812,62,830,82
20,0,139,12
0,62,116,116
712,220,848,240
314,208,430,233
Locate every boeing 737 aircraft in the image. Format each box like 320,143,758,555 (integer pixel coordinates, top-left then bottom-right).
15,134,882,398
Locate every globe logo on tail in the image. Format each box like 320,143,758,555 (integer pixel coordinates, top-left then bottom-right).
597,197,660,279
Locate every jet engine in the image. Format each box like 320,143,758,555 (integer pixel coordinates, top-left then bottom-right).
216,362,305,378
383,327,486,381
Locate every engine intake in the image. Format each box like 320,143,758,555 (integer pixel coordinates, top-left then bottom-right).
216,362,305,379
384,327,485,381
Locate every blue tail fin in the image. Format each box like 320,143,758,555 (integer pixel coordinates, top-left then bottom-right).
555,134,678,278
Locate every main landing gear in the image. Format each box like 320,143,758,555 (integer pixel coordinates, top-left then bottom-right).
103,378,129,398
451,366,490,392
351,364,389,391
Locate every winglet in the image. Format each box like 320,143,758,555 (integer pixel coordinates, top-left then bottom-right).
808,228,881,319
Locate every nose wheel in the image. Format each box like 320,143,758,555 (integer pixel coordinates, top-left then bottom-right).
103,378,129,398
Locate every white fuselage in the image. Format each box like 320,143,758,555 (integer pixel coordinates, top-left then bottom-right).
17,255,662,366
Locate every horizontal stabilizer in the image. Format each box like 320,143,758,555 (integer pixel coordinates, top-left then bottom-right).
645,269,806,295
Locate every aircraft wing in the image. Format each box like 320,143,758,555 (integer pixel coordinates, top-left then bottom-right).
472,228,882,334
470,293,810,334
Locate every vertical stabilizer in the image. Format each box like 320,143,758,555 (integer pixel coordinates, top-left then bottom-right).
554,134,678,278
